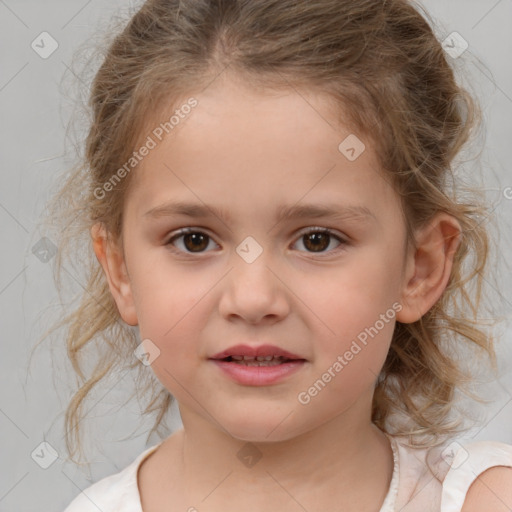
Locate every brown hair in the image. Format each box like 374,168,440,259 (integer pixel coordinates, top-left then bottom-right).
38,0,500,464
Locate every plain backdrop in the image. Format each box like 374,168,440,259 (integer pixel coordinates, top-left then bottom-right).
1,0,511,510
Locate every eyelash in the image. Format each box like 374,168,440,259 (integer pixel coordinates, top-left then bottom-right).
164,226,348,257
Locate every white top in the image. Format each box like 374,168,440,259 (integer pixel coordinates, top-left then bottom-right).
63,435,512,512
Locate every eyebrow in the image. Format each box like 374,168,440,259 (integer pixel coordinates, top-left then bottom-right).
144,200,377,226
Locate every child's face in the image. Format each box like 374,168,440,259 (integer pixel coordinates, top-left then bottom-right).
116,76,412,441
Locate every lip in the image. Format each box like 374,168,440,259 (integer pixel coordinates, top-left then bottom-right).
209,344,304,360
211,359,306,386
209,344,307,386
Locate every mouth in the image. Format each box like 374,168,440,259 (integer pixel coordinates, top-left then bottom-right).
209,344,306,364
208,344,307,386
216,355,302,366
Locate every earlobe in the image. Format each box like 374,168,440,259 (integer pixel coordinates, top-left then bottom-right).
396,213,461,324
91,223,139,326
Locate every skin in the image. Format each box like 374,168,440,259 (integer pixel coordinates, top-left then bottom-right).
92,73,462,512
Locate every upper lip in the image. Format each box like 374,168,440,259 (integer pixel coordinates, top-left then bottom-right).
210,344,305,360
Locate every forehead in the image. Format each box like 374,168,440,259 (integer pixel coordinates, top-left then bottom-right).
125,76,398,223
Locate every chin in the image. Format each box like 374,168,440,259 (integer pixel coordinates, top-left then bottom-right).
216,409,307,444
228,426,295,444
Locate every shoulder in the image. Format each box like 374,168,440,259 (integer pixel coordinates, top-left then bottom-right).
440,439,512,512
461,466,512,512
63,467,135,512
388,436,512,512
63,444,161,512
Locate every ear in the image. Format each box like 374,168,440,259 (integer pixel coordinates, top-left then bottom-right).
91,223,138,326
396,213,461,324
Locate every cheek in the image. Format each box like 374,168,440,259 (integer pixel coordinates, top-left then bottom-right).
298,256,400,333
298,318,394,415
299,256,399,373
130,275,213,390
130,257,209,336
141,296,208,398
317,314,394,383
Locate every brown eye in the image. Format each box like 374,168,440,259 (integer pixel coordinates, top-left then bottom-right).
302,232,330,252
182,232,209,252
166,229,218,254
293,228,346,255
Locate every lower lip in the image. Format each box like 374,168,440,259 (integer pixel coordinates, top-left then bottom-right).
210,360,306,386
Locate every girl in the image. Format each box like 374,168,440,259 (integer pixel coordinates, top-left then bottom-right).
46,0,512,510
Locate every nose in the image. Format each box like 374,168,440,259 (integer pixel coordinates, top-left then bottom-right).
218,246,290,325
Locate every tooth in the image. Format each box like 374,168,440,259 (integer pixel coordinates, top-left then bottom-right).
231,355,244,361
235,358,285,366
242,356,256,361
264,355,274,361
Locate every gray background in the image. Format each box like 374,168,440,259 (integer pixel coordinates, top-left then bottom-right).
1,0,511,510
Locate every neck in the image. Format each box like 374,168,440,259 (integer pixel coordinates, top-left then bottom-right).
161,391,394,511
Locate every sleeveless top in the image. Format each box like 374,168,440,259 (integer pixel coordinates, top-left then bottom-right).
63,434,512,511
